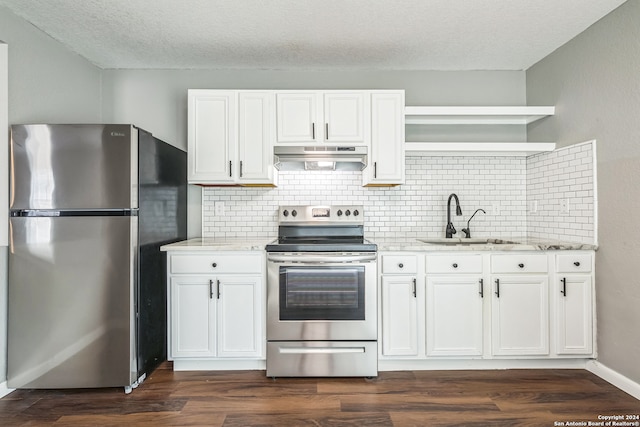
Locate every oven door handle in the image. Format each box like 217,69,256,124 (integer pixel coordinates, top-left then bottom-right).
278,347,366,355
267,253,377,263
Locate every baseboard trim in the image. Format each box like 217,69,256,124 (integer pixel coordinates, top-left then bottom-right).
379,358,589,371
173,359,266,371
0,381,14,399
586,360,640,400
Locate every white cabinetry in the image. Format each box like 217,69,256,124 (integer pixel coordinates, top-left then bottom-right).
166,251,265,366
188,90,276,185
554,253,594,355
364,91,405,186
379,254,422,357
276,91,368,144
170,275,216,358
425,254,484,357
490,254,549,356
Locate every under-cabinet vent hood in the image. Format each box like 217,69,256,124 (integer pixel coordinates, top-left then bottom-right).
273,146,368,171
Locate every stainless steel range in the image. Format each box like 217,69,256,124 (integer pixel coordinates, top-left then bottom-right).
265,205,378,377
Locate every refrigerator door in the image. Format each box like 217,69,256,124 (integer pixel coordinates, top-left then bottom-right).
7,214,137,389
10,124,138,210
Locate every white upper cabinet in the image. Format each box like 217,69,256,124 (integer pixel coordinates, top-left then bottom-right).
364,91,405,186
188,90,276,185
237,92,276,184
188,90,236,183
276,91,368,144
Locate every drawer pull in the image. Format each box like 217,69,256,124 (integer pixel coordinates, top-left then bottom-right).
212,263,217,268
398,263,404,269
574,261,581,267
518,263,525,269
452,263,458,269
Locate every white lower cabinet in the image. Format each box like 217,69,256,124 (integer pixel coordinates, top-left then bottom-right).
380,250,595,367
170,276,216,358
555,253,594,355
490,274,549,356
379,253,422,357
381,276,419,356
426,275,484,356
167,251,265,363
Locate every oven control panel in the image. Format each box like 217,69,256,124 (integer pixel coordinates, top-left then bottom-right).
279,205,364,224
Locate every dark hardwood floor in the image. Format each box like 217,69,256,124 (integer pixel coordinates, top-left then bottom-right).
1,362,638,426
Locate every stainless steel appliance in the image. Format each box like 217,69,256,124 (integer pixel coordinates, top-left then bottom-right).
8,124,187,392
265,205,377,377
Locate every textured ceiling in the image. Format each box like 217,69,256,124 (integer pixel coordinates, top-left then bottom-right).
0,0,628,70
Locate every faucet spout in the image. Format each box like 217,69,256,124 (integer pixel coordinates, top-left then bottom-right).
462,208,486,238
446,193,462,238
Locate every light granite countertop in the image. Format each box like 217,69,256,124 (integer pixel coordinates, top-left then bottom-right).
161,237,597,252
160,238,274,252
375,237,598,252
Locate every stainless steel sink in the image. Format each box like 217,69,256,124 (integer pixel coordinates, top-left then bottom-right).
417,238,518,245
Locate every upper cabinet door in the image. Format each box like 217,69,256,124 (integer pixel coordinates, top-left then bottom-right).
364,91,405,186
187,90,236,183
276,92,319,143
323,92,367,143
238,92,275,184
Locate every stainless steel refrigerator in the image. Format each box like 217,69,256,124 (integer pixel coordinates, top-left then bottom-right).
7,124,187,391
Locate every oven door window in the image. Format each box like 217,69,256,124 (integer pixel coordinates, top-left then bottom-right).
279,266,365,320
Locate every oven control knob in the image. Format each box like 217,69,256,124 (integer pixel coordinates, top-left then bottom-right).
283,210,289,217
337,210,343,216
291,210,297,217
345,210,351,216
353,209,360,216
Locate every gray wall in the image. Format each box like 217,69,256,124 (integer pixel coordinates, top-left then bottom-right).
527,0,640,383
0,6,103,384
102,69,526,237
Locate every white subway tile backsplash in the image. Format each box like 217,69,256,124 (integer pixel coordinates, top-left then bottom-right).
201,142,596,245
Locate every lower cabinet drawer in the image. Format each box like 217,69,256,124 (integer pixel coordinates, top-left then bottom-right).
426,254,483,274
557,253,592,273
491,254,548,274
170,253,263,274
381,255,418,274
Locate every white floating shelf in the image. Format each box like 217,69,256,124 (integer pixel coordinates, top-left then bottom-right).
405,142,556,157
405,106,555,125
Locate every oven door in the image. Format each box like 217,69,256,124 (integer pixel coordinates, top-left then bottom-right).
267,253,377,341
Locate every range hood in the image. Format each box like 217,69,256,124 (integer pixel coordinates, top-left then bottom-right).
273,146,368,171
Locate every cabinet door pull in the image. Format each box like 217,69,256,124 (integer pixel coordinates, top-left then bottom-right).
374,162,377,178
561,277,567,297
574,261,581,267
217,279,221,299
312,123,315,140
479,278,484,298
518,263,525,269
495,278,500,298
412,278,417,298
229,161,232,177
209,279,214,299
239,160,243,178
325,123,329,140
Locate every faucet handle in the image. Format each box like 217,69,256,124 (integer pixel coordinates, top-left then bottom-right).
461,228,471,238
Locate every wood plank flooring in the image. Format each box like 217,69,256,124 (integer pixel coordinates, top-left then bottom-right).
0,362,638,426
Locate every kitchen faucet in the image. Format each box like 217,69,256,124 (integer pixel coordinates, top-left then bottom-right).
446,193,462,238
462,208,486,238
